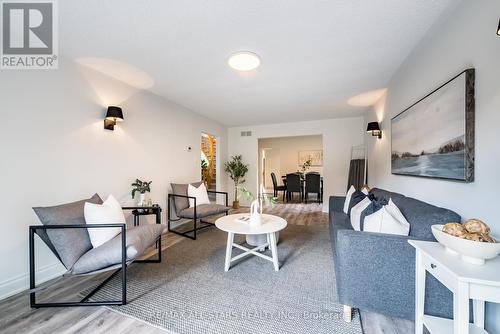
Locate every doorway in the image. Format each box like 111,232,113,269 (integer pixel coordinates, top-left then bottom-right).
201,133,217,199
258,134,324,202
260,147,280,192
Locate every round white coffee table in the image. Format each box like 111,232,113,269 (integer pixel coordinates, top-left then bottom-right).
215,213,287,271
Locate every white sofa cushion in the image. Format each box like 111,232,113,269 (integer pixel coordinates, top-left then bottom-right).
188,183,210,207
350,197,372,231
364,199,410,236
343,185,356,214
84,194,125,248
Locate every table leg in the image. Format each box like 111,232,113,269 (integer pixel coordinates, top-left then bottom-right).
259,234,270,252
454,281,470,334
415,250,426,334
473,299,485,329
269,232,279,271
224,232,234,272
155,209,160,248
156,209,161,224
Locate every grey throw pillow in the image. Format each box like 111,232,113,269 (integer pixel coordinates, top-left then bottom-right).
170,182,202,214
33,194,103,269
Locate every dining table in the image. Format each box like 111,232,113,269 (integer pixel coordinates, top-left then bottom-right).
281,173,323,202
281,174,323,184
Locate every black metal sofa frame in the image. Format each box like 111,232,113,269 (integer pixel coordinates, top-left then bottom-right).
167,190,229,240
29,207,162,308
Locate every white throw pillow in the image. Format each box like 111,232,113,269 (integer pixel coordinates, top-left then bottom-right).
386,199,409,229
350,197,372,231
188,183,210,207
364,199,410,236
363,206,386,232
84,194,125,248
343,185,356,214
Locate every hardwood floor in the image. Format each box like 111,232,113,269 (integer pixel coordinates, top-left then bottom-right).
0,232,181,334
0,203,414,334
361,311,415,334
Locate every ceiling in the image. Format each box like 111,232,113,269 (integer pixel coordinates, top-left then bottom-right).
60,0,456,126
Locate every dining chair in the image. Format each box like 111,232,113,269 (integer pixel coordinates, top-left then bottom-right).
305,172,322,203
286,173,303,203
271,172,286,201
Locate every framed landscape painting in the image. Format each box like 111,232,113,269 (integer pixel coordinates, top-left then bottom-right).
391,69,475,182
298,150,323,166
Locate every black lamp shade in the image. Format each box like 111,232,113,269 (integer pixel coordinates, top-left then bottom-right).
105,106,124,121
366,122,380,132
104,106,124,130
497,18,500,36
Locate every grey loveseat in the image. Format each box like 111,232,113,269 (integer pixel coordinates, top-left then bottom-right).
168,182,230,240
31,194,164,307
329,188,460,320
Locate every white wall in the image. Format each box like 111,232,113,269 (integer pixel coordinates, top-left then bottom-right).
0,57,227,300
258,135,323,189
365,2,500,332
228,117,364,212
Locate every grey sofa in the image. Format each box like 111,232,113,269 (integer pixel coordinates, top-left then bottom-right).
168,182,230,240
329,188,460,321
31,194,163,308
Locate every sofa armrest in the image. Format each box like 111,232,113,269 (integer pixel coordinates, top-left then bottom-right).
329,196,345,213
29,223,126,230
335,229,419,316
168,193,196,200
336,229,418,272
334,229,453,320
207,190,229,206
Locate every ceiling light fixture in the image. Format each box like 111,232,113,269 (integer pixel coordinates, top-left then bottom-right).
228,51,261,71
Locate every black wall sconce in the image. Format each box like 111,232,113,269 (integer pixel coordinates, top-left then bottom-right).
104,106,124,130
497,18,500,36
366,122,382,139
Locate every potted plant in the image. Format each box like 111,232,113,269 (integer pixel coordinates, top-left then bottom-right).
298,158,312,175
201,159,209,187
238,185,277,214
131,179,152,206
238,185,277,246
224,155,249,209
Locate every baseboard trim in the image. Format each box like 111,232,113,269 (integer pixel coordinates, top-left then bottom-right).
0,262,66,301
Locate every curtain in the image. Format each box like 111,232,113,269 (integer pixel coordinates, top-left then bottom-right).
347,159,366,191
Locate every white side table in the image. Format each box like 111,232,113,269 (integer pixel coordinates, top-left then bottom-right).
215,213,287,271
409,240,500,334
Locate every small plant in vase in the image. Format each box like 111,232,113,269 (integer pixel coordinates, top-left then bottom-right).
224,155,249,209
238,185,277,216
238,185,278,246
298,158,312,176
131,179,152,207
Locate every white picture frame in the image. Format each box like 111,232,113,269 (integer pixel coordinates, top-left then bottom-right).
298,150,323,166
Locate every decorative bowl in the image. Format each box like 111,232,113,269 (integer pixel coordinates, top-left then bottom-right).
431,224,500,265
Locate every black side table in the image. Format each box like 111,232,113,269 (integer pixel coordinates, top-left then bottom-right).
122,204,162,226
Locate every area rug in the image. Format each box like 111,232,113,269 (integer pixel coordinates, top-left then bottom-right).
88,224,363,334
